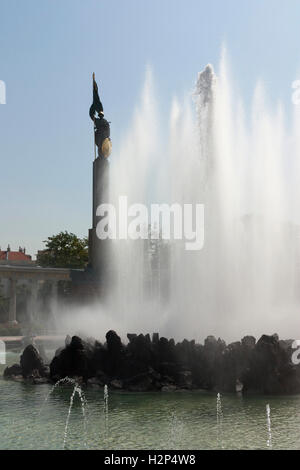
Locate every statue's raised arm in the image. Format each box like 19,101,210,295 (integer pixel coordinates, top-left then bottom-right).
90,73,112,159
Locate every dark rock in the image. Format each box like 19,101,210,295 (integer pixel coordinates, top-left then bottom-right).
90,342,106,378
125,372,153,392
54,347,64,357
49,335,89,381
127,334,153,373
31,377,49,384
35,342,48,363
159,361,178,378
87,377,101,387
110,379,123,389
3,363,22,378
127,333,137,342
20,345,47,378
161,385,177,392
243,334,296,394
105,330,125,377
204,335,218,348
279,339,294,351
145,333,151,343
70,335,84,350
177,370,193,389
152,333,159,344
241,336,256,349
4,328,300,396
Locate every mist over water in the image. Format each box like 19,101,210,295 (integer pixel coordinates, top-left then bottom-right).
60,50,300,343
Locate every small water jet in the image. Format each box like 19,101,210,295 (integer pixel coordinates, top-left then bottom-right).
216,393,224,449
38,376,76,416
63,383,78,449
104,384,109,412
169,410,184,449
104,384,109,434
266,403,272,449
38,376,88,450
76,386,88,449
63,382,88,450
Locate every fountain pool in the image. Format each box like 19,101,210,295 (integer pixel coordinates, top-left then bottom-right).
0,376,300,450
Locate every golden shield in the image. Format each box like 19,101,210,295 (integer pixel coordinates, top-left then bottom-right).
101,138,112,158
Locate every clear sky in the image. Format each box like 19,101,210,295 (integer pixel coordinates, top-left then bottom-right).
1,0,300,257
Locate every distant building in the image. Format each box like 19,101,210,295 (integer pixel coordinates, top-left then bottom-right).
0,245,34,266
0,245,70,325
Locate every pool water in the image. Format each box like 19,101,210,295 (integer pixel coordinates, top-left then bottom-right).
1,352,300,450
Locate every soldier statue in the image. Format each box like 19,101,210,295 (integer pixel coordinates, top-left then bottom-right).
89,73,112,159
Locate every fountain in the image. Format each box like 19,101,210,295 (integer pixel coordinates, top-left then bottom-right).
98,50,300,343
2,52,300,450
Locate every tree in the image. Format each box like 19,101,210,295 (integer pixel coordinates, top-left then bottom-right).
37,231,88,269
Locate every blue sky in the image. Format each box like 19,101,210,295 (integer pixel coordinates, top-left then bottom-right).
1,0,300,256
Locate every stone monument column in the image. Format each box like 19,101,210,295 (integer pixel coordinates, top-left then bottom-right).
87,73,111,290
88,156,110,281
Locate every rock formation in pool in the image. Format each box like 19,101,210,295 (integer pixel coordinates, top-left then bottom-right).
3,331,300,394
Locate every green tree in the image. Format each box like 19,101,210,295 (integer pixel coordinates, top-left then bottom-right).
37,231,88,269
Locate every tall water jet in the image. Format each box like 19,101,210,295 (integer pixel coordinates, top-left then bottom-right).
95,50,300,342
